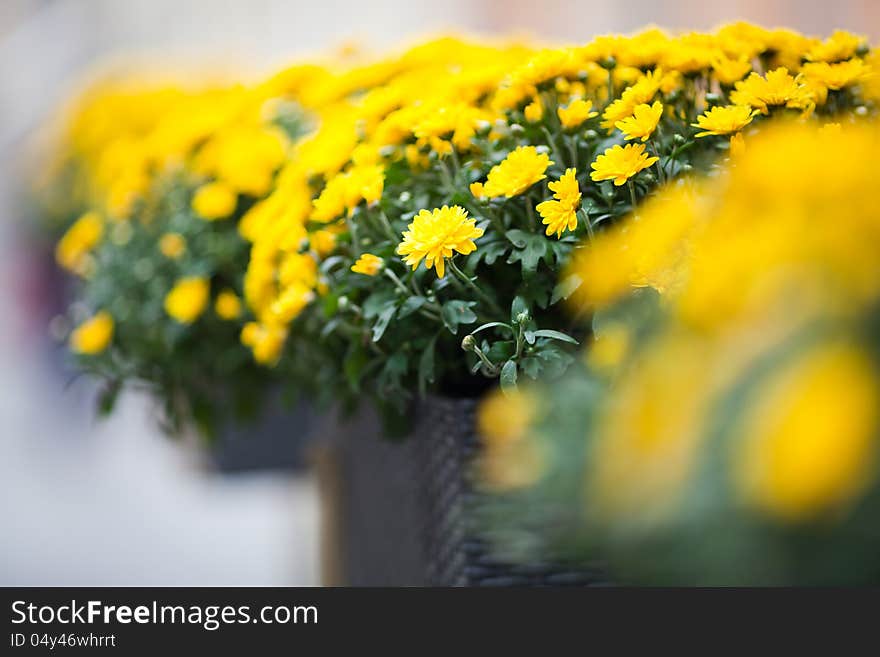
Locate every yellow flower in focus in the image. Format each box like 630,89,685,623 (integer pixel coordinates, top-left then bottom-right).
590,143,658,186
397,205,484,278
524,98,544,122
159,232,186,259
241,322,287,366
69,311,114,355
734,342,880,522
692,105,757,137
481,146,553,198
729,68,813,113
557,98,597,129
215,289,242,320
477,387,545,491
536,168,581,238
192,182,237,220
164,276,209,324
615,101,663,142
351,253,383,276
56,211,103,273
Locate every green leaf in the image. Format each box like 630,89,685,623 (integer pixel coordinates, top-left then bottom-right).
344,345,367,390
533,329,579,345
471,321,513,336
441,300,478,334
500,359,518,391
511,295,528,322
363,290,396,318
486,340,516,363
551,273,582,304
372,304,397,342
398,296,426,318
506,229,549,272
471,241,508,266
520,356,542,379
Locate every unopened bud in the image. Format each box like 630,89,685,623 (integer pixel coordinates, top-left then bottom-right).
461,335,476,351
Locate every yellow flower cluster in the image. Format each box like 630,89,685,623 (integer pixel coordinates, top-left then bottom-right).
50,24,877,377
573,121,880,525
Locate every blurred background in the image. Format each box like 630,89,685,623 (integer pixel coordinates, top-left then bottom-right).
1,0,877,586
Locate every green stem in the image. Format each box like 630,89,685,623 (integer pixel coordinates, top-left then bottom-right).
627,179,637,209
471,344,500,376
448,258,504,316
377,210,399,243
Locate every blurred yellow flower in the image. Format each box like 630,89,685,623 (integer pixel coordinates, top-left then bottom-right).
477,387,545,491
215,289,242,320
557,98,597,129
164,276,209,324
590,143,658,186
734,342,880,522
616,101,663,142
524,98,544,122
536,168,581,238
69,311,114,355
241,321,287,366
159,232,186,259
692,105,756,137
481,146,553,198
192,182,237,220
56,211,103,273
801,58,872,91
729,132,746,158
397,205,483,278
351,253,383,276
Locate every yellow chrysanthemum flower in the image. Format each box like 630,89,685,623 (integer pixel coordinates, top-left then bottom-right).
480,146,553,198
215,289,242,320
536,168,581,238
192,182,237,220
397,205,484,278
729,67,813,113
164,276,210,324
615,101,663,142
557,99,597,129
692,105,757,137
351,253,383,276
590,143,659,186
56,211,103,273
159,232,186,259
69,311,114,355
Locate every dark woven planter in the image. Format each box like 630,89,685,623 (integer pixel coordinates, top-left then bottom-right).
331,396,601,586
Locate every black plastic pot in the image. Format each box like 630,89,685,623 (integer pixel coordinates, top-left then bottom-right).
330,396,602,586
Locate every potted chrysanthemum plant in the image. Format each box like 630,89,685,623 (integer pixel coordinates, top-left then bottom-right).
237,25,879,584
45,73,318,459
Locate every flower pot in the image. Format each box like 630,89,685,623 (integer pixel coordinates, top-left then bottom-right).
323,396,602,586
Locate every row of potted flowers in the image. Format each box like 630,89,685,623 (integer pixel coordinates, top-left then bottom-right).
41,24,879,584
